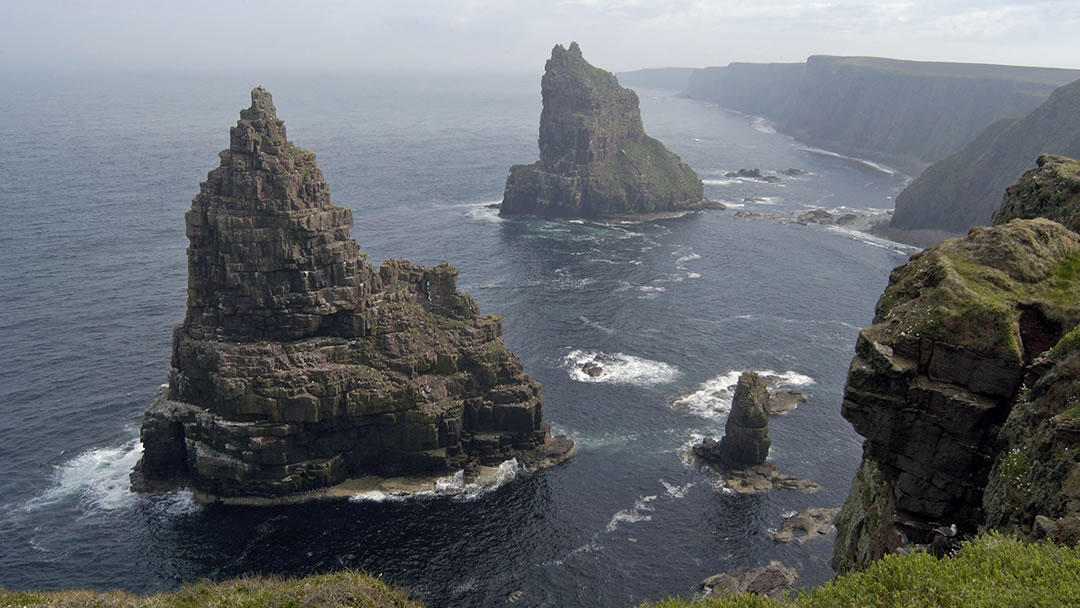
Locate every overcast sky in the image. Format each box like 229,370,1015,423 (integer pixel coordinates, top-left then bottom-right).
3,1,1079,73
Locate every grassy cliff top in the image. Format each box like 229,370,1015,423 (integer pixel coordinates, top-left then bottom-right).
643,532,1080,608
0,571,421,608
870,218,1080,361
808,55,1080,85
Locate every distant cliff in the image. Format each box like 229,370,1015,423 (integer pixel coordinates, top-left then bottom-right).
616,67,697,92
682,56,1080,174
132,88,572,502
501,42,707,219
833,159,1080,572
891,79,1080,233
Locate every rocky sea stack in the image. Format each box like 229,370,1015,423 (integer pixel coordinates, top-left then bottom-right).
131,88,573,502
833,160,1080,571
501,42,709,219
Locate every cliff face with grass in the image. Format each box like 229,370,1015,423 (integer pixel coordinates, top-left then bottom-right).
682,56,1080,175
501,42,705,219
891,78,1080,233
131,88,572,501
833,159,1080,572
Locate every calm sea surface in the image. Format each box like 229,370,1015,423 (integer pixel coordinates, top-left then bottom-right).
0,70,916,607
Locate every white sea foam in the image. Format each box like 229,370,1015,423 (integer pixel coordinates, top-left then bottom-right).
671,369,815,419
687,273,701,279
579,316,617,335
660,479,695,499
750,117,776,134
674,252,701,265
562,349,681,386
798,145,899,176
349,458,522,503
702,178,739,186
22,438,144,513
605,494,657,532
826,225,919,255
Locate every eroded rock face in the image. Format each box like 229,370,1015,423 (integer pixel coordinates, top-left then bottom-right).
132,88,572,500
501,42,707,219
993,154,1080,232
833,217,1080,572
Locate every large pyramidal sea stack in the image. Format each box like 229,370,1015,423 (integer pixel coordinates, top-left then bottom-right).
501,42,708,219
132,88,573,501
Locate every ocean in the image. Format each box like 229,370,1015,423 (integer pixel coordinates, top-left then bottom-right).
0,70,917,606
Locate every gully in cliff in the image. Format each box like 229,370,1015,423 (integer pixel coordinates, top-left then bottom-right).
500,42,718,220
130,87,573,504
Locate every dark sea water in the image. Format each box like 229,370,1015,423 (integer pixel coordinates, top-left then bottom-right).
0,70,917,607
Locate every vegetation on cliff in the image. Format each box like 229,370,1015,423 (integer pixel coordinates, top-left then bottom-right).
0,572,420,608
501,42,706,219
642,533,1080,608
891,78,1080,233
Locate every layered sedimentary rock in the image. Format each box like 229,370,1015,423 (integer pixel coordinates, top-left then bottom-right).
833,206,1080,571
501,42,706,219
132,88,572,500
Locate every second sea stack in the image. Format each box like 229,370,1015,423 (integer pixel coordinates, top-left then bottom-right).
131,88,573,502
501,42,707,219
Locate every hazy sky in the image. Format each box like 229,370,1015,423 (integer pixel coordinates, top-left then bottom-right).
3,1,1079,73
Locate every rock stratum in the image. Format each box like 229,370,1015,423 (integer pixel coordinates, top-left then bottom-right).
833,161,1080,572
891,78,1080,233
131,88,573,501
500,42,707,219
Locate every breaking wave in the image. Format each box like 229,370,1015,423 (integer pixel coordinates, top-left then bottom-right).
671,369,814,420
562,349,681,386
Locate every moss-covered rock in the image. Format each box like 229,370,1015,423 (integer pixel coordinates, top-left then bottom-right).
992,154,1080,232
834,218,1080,570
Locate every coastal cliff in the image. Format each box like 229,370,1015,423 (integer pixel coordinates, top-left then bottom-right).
500,42,706,219
891,79,1080,234
131,88,572,501
682,56,1080,174
832,159,1080,572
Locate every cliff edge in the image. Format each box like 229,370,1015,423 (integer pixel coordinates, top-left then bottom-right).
833,158,1080,572
131,88,573,501
501,42,706,219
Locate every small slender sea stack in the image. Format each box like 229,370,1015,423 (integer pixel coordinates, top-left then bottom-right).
716,371,772,467
500,42,707,219
131,88,572,502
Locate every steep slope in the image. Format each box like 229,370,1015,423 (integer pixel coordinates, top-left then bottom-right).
891,78,1080,233
131,88,573,501
500,42,706,219
833,160,1080,572
682,56,1080,174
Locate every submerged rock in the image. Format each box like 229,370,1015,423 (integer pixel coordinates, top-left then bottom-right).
500,42,709,219
774,507,840,543
131,88,573,501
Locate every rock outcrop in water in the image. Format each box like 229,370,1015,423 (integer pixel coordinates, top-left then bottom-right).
832,167,1080,570
500,42,708,219
694,371,817,494
131,87,573,501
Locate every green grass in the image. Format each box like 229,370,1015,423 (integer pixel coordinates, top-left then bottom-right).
641,532,1080,608
0,571,421,608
